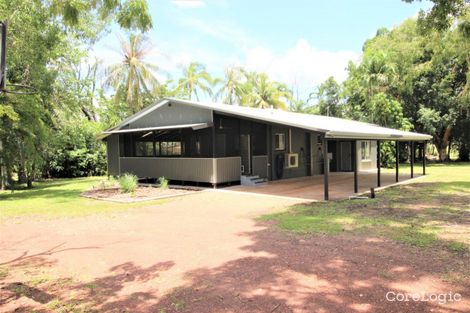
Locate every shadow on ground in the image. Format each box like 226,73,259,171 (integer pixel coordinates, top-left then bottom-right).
4,226,467,312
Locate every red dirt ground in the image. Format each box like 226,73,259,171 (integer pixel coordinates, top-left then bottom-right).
0,191,469,312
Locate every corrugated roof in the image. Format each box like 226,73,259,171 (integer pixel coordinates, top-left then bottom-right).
103,98,432,141
103,122,211,134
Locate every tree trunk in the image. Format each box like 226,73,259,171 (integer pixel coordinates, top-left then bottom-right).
82,106,97,122
435,126,452,162
26,163,35,189
0,139,6,190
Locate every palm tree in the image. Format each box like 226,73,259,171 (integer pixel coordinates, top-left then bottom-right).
215,66,243,104
237,72,292,110
105,33,159,113
177,62,214,101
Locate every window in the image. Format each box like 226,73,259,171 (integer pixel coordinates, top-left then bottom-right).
361,141,371,161
135,141,154,157
159,141,182,156
275,133,285,150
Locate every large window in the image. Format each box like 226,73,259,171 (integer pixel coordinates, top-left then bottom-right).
158,141,182,156
361,141,371,161
135,141,154,157
134,132,155,157
116,126,215,158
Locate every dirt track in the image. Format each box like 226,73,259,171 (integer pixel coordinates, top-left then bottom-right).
1,191,468,312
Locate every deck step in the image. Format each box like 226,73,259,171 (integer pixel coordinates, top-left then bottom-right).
241,175,267,186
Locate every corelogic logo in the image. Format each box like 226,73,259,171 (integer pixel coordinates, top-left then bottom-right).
386,291,462,305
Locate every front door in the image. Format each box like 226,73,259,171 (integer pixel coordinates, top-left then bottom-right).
240,134,251,174
340,141,352,171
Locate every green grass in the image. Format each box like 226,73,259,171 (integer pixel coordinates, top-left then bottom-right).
0,177,165,219
262,163,470,253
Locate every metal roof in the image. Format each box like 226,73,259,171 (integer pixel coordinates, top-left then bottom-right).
104,98,432,141
103,122,212,134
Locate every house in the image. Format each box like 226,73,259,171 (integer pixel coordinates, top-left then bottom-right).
102,98,432,200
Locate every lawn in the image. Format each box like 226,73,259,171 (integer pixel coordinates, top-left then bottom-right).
262,163,470,254
0,177,165,219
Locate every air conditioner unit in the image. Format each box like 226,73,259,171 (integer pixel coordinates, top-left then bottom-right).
286,153,299,168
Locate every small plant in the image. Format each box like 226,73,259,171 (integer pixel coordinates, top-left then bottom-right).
119,173,138,193
158,176,169,189
95,177,117,190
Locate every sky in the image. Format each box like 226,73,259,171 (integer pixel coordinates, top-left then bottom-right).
92,0,432,100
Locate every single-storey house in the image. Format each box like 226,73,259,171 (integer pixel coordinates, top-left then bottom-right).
101,98,432,200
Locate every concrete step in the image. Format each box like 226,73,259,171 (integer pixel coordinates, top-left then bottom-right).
241,175,267,186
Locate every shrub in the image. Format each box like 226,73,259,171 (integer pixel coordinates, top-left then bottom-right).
158,176,169,189
119,174,138,193
94,177,117,190
45,120,107,178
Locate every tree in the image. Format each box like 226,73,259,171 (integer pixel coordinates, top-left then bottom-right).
49,0,153,32
341,14,470,161
403,0,468,31
105,33,159,113
311,76,343,117
236,72,292,110
177,62,215,101
215,67,243,105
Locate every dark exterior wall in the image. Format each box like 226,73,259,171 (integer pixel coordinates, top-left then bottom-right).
310,133,323,175
106,134,120,176
213,114,240,157
270,126,312,180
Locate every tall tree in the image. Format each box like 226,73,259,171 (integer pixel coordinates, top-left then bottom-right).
105,33,159,113
342,15,469,161
177,62,214,101
237,72,292,110
312,76,343,117
215,66,243,105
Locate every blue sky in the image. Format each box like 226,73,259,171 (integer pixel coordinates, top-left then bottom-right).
93,0,432,99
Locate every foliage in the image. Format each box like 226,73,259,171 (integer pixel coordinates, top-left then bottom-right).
236,71,292,110
311,76,343,117
105,34,159,113
403,0,468,31
49,0,153,32
177,62,215,101
0,0,71,188
158,176,169,189
0,0,154,189
338,15,470,161
215,67,244,105
119,173,138,193
45,120,107,178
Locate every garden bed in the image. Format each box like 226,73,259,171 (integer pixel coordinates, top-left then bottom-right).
81,185,197,203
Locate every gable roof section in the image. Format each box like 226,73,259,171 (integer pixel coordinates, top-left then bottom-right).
103,98,432,141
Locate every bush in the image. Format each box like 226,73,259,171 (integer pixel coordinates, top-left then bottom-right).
158,176,169,189
45,120,107,178
119,174,138,193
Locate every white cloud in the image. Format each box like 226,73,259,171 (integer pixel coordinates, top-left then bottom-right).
91,34,359,101
242,39,359,97
171,0,206,8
